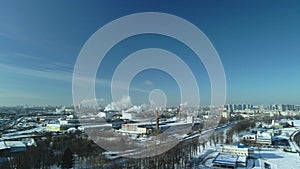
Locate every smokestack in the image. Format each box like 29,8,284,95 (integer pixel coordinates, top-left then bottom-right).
156,108,159,131
178,105,181,121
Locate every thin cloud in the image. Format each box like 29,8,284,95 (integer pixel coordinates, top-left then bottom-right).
14,52,74,70
144,80,154,86
14,52,42,61
42,62,74,71
0,63,150,94
0,89,41,99
0,62,72,82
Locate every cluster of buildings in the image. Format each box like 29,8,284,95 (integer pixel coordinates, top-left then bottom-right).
96,106,199,138
224,104,300,112
45,114,82,132
210,119,300,168
211,145,254,168
222,104,300,120
241,120,297,151
0,107,82,153
224,104,254,111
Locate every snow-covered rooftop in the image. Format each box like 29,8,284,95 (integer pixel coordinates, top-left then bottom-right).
213,153,238,166
0,141,8,150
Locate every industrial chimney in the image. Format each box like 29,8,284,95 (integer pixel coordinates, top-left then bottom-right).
156,108,159,132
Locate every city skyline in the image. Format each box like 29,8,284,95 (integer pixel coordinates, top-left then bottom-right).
1,1,300,106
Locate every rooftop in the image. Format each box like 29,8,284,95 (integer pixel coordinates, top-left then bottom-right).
0,141,8,150
4,141,26,148
212,153,238,167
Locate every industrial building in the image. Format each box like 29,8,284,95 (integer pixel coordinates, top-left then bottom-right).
117,123,147,136
0,141,26,153
46,120,61,131
98,110,119,120
212,153,247,168
211,145,253,168
219,145,254,157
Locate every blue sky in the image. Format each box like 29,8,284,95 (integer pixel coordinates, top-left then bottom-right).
0,0,300,106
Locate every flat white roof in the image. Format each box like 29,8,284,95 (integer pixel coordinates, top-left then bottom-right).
5,141,26,148
116,129,146,134
237,155,247,163
0,141,8,150
220,145,250,150
213,153,238,166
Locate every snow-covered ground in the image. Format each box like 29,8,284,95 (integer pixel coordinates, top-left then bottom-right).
255,148,300,169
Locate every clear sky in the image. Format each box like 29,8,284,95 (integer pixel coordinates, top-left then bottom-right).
0,0,300,106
